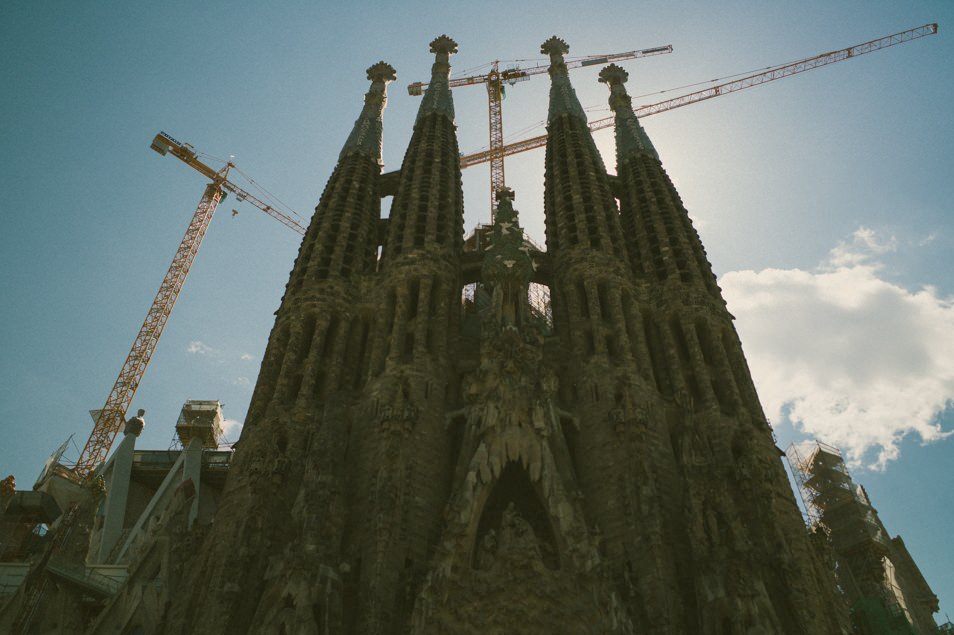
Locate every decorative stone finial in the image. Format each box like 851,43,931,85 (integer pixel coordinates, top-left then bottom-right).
367,61,397,83
598,63,628,87
542,36,586,122
600,63,632,111
600,64,658,161
339,61,395,164
417,35,457,123
430,35,458,56
540,36,569,57
125,408,145,437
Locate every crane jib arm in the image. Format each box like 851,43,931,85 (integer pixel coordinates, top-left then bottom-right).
152,132,306,235
407,44,673,95
458,23,938,168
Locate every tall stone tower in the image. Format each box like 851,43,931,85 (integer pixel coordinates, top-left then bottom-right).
159,36,853,634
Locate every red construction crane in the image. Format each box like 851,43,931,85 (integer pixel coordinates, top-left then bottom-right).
459,23,938,169
409,45,673,216
71,133,305,478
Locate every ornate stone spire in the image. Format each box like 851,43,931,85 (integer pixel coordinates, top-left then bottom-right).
541,36,588,124
598,63,659,161
340,61,397,165
417,35,457,123
540,35,619,258
381,36,463,262
600,60,721,298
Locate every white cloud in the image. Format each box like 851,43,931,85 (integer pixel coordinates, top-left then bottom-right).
220,418,243,442
186,340,214,355
232,376,252,388
826,226,897,268
720,228,954,469
240,353,255,361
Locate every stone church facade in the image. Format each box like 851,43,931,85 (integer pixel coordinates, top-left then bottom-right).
2,35,879,634
153,35,853,634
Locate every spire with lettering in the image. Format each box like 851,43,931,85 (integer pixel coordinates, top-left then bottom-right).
288,61,395,292
245,61,397,428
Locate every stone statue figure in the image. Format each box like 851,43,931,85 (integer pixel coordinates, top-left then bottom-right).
500,502,542,562
477,529,498,570
125,408,145,436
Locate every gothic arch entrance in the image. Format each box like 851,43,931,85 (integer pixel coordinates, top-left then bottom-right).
472,461,560,570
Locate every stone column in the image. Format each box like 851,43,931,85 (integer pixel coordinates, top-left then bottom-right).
181,436,203,528
96,413,143,563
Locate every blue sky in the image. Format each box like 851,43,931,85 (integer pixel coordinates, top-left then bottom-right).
2,0,951,622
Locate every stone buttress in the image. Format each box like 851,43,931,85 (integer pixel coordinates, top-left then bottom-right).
343,35,465,633
602,62,850,633
159,63,396,635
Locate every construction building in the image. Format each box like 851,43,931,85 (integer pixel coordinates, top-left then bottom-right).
0,400,232,633
1,35,947,634
787,441,942,634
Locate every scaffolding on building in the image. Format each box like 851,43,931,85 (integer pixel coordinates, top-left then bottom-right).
785,441,890,548
175,400,224,449
784,440,940,634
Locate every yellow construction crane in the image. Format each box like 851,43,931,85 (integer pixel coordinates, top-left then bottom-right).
71,133,305,478
459,23,938,169
408,45,674,216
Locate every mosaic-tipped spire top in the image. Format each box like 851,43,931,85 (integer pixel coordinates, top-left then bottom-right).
430,34,458,58
339,61,396,164
417,35,458,123
540,36,570,62
599,63,658,161
540,36,587,124
367,60,398,83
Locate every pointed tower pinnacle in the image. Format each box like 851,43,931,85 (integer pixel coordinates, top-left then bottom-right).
540,36,588,124
417,34,458,123
598,63,659,161
539,36,620,259
284,61,396,291
600,61,721,299
381,35,463,262
340,61,397,164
